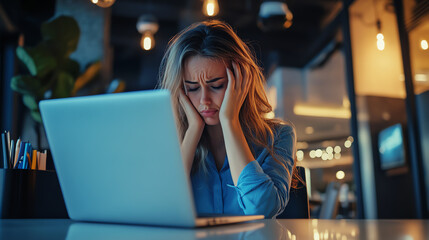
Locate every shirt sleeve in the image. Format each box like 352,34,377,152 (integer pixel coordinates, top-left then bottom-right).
227,124,296,218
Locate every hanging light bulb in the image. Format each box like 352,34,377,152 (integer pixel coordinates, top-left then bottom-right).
376,20,385,51
141,32,155,51
377,32,385,51
136,15,159,51
91,0,116,8
203,0,219,17
421,40,428,50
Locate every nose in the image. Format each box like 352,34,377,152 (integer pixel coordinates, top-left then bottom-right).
200,87,211,105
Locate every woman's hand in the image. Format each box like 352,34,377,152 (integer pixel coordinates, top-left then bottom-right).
178,88,205,175
179,88,205,130
219,61,255,185
219,61,251,124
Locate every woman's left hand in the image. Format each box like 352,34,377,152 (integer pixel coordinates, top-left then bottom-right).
219,61,251,123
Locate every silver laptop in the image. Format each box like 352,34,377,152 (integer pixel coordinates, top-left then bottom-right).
39,90,264,227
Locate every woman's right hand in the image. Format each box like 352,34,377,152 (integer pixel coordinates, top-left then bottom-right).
179,88,205,130
178,88,205,175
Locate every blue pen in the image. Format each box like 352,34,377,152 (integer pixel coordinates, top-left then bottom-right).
22,142,29,169
16,141,26,169
1,132,8,169
27,143,32,169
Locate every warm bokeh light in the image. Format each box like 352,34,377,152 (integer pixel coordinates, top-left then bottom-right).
309,150,316,158
315,149,323,158
305,126,314,134
203,0,219,17
140,33,154,51
421,40,428,50
312,219,318,227
313,229,320,240
326,146,333,153
344,140,352,148
334,146,341,153
336,170,345,180
143,36,151,50
283,20,293,29
91,0,115,8
415,74,427,82
321,152,328,160
377,33,385,51
335,153,341,159
294,104,351,119
296,150,304,161
207,3,215,16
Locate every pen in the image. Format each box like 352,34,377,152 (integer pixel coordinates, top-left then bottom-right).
1,132,8,169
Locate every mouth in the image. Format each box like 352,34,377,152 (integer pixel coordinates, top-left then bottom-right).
200,109,218,117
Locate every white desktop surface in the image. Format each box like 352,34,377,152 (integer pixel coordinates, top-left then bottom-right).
1,219,428,240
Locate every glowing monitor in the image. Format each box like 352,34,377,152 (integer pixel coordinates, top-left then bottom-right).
378,123,406,170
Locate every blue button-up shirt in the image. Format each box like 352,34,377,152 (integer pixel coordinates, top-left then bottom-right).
191,124,295,218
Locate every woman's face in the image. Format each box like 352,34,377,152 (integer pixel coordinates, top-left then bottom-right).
183,55,228,126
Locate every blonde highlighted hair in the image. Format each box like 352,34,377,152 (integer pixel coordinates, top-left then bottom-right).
158,20,298,186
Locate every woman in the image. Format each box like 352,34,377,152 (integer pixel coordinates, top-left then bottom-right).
158,20,296,218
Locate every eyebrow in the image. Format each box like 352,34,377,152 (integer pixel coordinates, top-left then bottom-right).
184,77,223,84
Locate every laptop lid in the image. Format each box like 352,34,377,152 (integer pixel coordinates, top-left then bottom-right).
40,90,197,227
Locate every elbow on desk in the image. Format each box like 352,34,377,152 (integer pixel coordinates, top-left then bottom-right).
240,184,287,218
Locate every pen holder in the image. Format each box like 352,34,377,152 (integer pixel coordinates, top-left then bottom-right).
0,169,68,218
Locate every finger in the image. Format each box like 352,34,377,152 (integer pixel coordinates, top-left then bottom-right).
179,88,187,101
178,89,186,108
179,89,191,109
226,67,235,91
232,61,242,90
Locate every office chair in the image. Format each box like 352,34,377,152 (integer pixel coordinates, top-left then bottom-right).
277,166,310,219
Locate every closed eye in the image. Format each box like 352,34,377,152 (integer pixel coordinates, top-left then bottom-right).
211,84,224,90
187,86,200,92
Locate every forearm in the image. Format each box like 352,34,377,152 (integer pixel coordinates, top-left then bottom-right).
228,150,293,218
181,126,204,175
221,119,255,185
236,176,284,218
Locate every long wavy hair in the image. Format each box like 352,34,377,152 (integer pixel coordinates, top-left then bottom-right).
158,20,299,187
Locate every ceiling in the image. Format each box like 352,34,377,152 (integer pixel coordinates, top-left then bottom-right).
110,0,344,68
108,0,345,91
0,0,345,86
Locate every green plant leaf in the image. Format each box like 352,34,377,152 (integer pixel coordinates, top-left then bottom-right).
11,75,42,96
52,71,74,98
41,16,80,58
30,110,43,123
23,95,39,111
16,46,57,78
59,58,80,79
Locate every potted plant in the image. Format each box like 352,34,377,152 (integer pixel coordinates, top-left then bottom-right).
11,15,101,123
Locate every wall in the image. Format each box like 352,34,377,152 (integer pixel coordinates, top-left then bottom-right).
362,96,416,218
349,0,406,99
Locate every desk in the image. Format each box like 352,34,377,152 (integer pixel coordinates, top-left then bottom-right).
1,219,428,240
